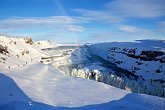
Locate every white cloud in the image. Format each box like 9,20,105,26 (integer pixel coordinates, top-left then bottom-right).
105,0,165,18
117,25,141,32
158,21,165,27
0,16,86,32
66,25,86,32
73,9,123,23
73,0,165,25
157,21,165,34
88,32,138,43
117,25,151,33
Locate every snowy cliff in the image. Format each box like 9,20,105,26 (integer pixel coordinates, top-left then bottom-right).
49,40,165,97
89,40,165,79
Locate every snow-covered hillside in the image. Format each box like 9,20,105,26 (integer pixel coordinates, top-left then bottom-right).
46,40,165,97
0,35,55,69
0,36,165,110
85,40,165,96
89,40,165,79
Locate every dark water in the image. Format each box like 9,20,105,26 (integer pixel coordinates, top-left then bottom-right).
42,46,79,51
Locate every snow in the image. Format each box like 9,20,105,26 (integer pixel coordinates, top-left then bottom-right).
0,36,55,69
1,63,165,110
89,40,165,79
1,63,126,106
49,40,165,97
0,36,165,110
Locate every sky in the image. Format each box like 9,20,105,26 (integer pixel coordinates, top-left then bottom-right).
0,0,165,43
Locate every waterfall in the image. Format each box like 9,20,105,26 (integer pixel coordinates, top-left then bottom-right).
56,63,165,97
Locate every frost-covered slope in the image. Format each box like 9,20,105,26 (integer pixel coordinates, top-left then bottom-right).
0,35,55,69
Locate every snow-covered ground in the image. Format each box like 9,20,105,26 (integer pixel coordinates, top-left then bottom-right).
1,62,165,110
0,35,165,110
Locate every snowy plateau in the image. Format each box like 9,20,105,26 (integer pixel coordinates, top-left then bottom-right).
0,35,165,110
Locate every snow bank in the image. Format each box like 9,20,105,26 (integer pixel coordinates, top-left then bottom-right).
1,63,165,110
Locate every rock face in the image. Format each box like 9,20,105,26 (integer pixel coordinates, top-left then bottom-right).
0,45,9,54
24,38,33,45
126,50,165,62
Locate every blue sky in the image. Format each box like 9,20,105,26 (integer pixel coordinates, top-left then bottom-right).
0,0,165,43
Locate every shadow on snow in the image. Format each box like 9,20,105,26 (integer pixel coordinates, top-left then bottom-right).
0,73,164,110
